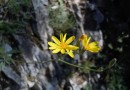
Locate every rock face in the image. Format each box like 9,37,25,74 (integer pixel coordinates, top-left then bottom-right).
1,0,58,90
0,0,104,90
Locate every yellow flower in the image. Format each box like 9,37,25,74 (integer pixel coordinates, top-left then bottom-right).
48,33,79,58
79,34,87,41
79,34,101,53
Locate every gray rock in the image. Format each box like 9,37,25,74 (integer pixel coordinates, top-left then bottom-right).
2,67,21,85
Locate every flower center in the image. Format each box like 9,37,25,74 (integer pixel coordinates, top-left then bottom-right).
60,42,67,49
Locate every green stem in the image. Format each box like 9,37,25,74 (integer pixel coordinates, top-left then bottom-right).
58,59,101,72
58,58,81,68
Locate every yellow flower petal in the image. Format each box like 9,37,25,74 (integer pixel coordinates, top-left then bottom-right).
86,42,100,53
61,49,65,54
62,33,67,42
60,33,63,41
82,38,87,48
88,42,98,48
66,36,75,44
48,42,58,47
67,45,79,50
87,47,100,52
49,47,57,50
86,37,91,45
52,49,61,53
67,50,74,58
52,36,60,45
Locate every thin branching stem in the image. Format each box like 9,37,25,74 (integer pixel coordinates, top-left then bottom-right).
57,58,102,72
